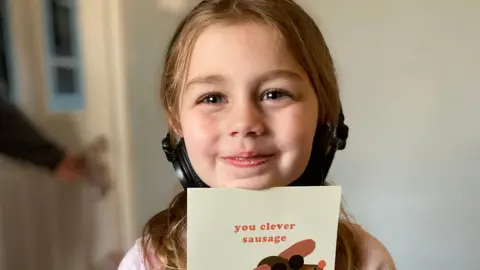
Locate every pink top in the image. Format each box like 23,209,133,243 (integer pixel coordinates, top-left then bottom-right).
117,239,164,270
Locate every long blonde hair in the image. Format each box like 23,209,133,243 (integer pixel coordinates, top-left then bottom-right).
144,0,361,269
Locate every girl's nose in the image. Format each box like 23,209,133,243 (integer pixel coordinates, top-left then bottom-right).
228,103,266,138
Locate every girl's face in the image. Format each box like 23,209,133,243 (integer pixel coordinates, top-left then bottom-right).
178,22,318,189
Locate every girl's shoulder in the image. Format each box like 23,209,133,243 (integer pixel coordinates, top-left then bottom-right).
117,238,165,270
352,224,396,270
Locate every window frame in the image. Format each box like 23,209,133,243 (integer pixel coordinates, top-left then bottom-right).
0,0,19,104
42,0,85,112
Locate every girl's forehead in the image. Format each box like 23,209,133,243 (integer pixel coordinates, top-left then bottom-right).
185,22,301,83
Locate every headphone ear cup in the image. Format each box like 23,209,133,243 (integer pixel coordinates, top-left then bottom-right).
171,155,190,189
162,135,190,188
175,138,208,188
290,124,330,186
162,134,208,189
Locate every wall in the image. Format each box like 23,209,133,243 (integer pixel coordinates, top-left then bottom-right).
121,0,195,234
121,0,479,269
300,0,479,269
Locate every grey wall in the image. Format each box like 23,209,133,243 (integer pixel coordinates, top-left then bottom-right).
304,0,479,268
122,0,479,269
122,0,197,233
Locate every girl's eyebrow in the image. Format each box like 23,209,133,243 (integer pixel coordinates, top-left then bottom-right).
257,69,303,83
186,69,303,90
186,74,225,89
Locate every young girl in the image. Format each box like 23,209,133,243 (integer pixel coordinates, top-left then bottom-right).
118,0,396,269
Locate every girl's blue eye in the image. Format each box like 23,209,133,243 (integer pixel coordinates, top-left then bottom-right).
200,94,225,104
197,89,291,105
262,89,290,101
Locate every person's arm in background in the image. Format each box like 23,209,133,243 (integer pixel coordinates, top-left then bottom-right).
0,95,68,172
0,96,111,196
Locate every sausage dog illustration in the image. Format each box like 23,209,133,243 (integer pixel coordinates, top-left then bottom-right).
254,239,327,270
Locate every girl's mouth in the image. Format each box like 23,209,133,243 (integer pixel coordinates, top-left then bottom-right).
221,152,275,168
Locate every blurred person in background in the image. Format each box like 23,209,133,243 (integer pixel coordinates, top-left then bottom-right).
1,95,125,268
0,95,111,196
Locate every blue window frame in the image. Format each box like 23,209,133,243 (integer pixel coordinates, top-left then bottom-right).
43,0,84,112
0,0,18,104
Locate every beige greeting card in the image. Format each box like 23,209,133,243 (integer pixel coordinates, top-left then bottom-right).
187,186,342,270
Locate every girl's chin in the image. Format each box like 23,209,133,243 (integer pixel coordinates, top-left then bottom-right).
221,178,287,190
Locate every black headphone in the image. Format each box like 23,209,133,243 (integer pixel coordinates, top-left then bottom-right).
162,106,349,189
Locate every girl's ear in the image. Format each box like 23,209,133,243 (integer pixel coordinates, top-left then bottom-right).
169,117,183,138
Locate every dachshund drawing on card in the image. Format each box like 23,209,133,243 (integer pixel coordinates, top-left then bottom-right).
254,239,327,270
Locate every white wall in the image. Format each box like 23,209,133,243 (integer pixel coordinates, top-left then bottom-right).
121,0,479,269
301,0,479,269
121,0,194,234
